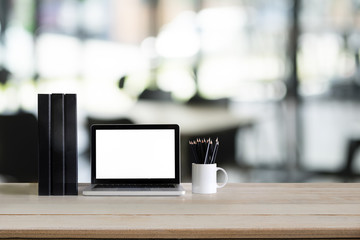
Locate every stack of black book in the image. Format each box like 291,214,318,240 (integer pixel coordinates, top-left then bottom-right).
38,94,78,195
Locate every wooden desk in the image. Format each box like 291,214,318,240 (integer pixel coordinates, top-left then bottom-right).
1,183,359,239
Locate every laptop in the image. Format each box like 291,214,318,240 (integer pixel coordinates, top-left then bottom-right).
83,124,185,196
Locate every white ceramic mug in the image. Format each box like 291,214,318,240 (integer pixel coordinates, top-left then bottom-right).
192,163,228,194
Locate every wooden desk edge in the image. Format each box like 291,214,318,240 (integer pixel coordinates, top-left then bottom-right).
1,228,360,239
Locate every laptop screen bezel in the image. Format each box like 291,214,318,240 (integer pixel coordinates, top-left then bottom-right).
91,124,180,184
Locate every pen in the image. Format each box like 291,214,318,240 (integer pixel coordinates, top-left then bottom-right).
211,139,219,164
204,138,211,164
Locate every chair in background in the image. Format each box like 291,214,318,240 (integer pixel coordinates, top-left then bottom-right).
342,138,360,179
87,117,134,128
0,113,38,182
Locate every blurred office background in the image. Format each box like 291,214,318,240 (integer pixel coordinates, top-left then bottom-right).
0,0,360,183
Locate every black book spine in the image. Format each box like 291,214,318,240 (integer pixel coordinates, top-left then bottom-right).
64,94,78,195
38,94,51,196
51,94,65,195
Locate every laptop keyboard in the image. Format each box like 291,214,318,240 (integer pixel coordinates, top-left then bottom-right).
94,184,176,189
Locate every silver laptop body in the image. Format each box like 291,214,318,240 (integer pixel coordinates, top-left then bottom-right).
83,124,185,196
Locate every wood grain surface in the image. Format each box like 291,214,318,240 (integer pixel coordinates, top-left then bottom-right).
0,183,359,239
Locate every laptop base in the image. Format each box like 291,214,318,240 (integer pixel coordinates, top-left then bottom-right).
83,184,185,196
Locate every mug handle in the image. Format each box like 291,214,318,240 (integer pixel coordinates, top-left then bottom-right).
216,167,228,188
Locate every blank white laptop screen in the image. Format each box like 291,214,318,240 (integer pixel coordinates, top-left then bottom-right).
96,129,175,179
